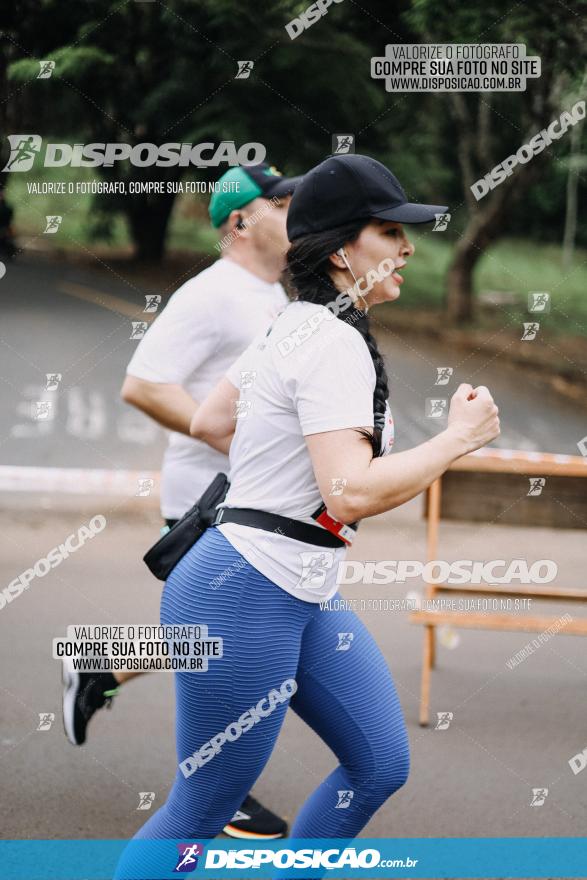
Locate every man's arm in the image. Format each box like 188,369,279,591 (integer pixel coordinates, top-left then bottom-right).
120,375,199,436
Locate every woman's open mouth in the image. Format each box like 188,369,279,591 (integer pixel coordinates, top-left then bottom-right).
391,262,407,285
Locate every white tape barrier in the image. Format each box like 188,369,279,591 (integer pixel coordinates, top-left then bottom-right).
0,466,160,496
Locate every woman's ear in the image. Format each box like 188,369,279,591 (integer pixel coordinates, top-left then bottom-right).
329,247,348,269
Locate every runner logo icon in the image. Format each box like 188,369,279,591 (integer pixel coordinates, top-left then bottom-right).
175,843,204,872
3,135,42,172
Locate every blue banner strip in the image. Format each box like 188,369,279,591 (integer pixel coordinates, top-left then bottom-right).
1,837,586,879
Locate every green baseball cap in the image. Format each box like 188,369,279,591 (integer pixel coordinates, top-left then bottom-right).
209,162,302,228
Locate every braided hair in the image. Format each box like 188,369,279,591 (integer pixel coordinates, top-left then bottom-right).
285,219,389,457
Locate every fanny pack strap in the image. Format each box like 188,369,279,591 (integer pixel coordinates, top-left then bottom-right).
213,506,349,548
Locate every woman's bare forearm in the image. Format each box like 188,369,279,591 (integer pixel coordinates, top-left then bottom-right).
347,427,469,520
357,427,468,517
189,377,238,454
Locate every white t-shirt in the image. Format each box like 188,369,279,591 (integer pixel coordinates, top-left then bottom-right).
218,300,394,603
126,258,288,519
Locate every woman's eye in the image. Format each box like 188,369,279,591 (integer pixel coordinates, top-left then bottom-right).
386,228,399,236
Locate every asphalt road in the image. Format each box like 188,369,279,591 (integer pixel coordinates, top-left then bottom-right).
1,254,586,475
1,501,585,849
1,253,586,877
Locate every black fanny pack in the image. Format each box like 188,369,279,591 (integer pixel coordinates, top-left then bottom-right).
143,473,355,581
143,473,230,580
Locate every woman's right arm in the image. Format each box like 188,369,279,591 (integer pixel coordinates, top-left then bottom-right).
189,377,240,455
305,383,500,523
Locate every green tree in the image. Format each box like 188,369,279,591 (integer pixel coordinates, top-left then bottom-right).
3,0,387,259
406,0,586,322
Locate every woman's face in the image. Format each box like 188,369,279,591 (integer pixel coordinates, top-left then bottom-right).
335,220,415,308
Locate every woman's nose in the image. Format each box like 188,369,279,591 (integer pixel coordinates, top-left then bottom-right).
402,238,415,258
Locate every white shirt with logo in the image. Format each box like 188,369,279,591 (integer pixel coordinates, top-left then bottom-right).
218,300,394,603
126,258,288,519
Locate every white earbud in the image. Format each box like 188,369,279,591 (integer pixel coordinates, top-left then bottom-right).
335,247,369,313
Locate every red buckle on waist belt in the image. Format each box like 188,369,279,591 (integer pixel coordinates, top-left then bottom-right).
313,505,357,545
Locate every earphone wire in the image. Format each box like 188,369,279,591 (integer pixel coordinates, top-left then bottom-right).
339,250,369,314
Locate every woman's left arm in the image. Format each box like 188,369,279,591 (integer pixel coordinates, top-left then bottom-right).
189,377,239,454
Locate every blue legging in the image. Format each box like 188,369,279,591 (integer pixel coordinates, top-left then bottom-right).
115,527,409,878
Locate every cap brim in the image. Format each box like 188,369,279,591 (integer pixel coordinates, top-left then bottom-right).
264,175,303,198
373,202,449,224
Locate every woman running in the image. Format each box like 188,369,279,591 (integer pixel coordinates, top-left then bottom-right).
115,153,499,877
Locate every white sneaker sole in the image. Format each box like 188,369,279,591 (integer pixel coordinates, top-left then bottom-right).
222,825,284,839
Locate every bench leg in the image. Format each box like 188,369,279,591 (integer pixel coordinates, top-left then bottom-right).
419,625,433,726
430,625,436,669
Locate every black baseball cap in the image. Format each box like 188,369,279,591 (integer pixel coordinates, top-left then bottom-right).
209,162,302,227
287,153,448,240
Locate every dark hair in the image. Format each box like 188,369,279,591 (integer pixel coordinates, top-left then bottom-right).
285,220,389,457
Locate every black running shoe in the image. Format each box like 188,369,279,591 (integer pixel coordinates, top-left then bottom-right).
223,794,287,839
62,661,120,746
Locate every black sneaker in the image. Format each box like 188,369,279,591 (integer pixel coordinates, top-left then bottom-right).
223,794,287,839
62,661,120,746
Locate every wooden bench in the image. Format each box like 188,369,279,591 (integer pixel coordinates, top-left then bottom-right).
409,448,587,726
